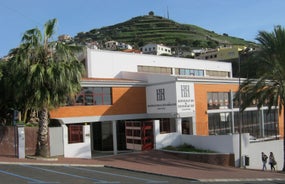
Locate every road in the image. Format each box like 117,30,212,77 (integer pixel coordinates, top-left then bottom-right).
0,163,194,184
0,163,285,184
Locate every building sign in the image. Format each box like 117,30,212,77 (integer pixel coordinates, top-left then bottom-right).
176,82,195,113
146,82,195,114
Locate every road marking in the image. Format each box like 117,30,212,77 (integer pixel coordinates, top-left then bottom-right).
0,168,59,183
20,164,120,184
66,166,168,183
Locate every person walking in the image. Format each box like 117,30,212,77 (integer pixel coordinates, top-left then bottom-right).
269,152,276,171
261,152,268,171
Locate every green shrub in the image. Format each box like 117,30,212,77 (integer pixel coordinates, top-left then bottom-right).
163,143,215,153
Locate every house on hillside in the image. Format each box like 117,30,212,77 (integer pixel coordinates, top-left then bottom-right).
105,40,132,51
140,43,172,55
192,45,248,62
49,49,283,168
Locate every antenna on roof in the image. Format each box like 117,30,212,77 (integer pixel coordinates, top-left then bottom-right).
167,6,169,19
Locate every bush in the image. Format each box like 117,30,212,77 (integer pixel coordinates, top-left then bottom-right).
163,143,215,153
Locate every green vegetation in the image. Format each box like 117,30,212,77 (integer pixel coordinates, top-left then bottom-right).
236,25,285,170
0,19,85,157
163,144,216,153
74,14,256,50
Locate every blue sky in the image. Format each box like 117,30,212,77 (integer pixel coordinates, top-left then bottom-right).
0,0,284,57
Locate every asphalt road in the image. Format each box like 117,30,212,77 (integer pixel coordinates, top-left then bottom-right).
0,163,195,184
1,163,285,184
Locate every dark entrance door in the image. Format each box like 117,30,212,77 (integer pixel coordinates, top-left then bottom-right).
92,121,126,151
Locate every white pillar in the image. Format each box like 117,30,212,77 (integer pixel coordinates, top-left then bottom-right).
83,124,92,158
112,121,118,155
153,120,160,149
17,125,25,159
176,118,182,134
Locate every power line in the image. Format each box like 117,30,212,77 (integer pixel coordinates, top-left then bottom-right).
0,2,41,27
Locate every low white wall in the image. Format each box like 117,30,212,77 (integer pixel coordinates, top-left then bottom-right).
155,132,284,170
155,133,181,149
181,133,249,167
244,139,283,170
63,125,91,158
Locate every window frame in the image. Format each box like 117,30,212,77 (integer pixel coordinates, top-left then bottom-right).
68,124,84,144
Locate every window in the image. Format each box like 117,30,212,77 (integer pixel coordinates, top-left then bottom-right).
68,124,83,144
73,87,112,106
137,65,172,74
182,118,193,134
206,70,229,77
264,110,279,137
208,113,232,135
160,118,170,133
207,92,230,109
208,95,279,138
176,68,204,77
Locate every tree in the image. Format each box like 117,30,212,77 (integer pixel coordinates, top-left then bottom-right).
237,25,285,171
8,19,85,157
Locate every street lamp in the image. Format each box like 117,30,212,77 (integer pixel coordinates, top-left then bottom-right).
237,47,251,168
238,49,243,168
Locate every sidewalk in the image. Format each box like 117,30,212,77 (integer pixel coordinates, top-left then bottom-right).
1,150,285,182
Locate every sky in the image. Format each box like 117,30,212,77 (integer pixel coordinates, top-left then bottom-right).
0,0,284,58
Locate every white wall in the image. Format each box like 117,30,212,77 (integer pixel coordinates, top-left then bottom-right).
86,49,232,78
181,134,247,167
63,125,91,158
49,127,64,157
155,132,284,170
155,133,181,149
244,140,283,170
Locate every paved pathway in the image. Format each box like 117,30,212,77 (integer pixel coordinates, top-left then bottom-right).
0,150,284,182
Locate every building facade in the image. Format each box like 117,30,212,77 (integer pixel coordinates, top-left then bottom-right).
50,49,283,158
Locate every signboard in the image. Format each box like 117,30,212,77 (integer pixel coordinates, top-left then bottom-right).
146,82,195,114
176,82,195,113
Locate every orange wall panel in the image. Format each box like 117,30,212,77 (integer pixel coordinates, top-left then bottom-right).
50,87,146,118
194,83,238,136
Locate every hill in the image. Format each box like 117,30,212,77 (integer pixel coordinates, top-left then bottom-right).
74,12,256,50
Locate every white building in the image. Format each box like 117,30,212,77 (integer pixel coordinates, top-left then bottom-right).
50,49,283,170
105,40,133,50
141,43,172,55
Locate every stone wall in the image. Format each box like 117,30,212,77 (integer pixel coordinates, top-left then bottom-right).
0,126,39,157
0,126,16,156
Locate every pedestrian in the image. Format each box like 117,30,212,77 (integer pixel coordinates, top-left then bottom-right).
261,152,268,171
269,152,276,171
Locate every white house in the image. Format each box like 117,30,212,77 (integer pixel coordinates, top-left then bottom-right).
105,40,133,50
141,43,172,55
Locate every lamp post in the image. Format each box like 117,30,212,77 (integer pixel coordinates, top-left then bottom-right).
238,51,242,168
237,47,251,168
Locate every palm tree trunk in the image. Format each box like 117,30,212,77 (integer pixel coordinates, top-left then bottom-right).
36,107,49,157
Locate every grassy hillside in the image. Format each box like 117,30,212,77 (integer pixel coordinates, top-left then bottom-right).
74,13,256,50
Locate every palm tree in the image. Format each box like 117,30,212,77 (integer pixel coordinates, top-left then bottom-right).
8,19,85,157
237,25,285,171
